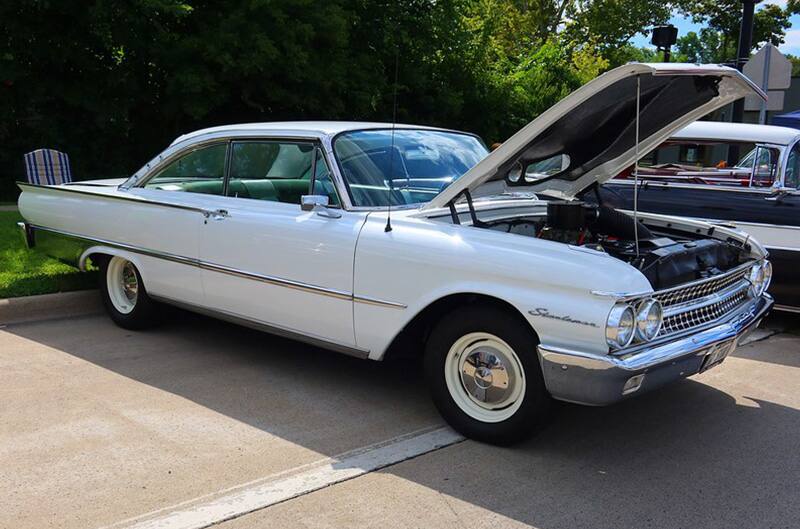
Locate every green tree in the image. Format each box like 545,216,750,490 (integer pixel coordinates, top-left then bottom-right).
675,1,797,63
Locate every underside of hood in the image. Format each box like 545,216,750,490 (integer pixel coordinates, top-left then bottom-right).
423,63,764,210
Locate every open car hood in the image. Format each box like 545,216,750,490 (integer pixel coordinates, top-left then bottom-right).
422,63,765,209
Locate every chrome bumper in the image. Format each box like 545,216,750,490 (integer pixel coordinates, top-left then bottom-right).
537,294,773,406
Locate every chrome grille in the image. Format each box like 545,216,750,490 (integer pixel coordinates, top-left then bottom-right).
655,267,750,308
651,263,754,338
658,287,749,336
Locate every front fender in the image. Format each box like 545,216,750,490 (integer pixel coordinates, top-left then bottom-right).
354,214,649,359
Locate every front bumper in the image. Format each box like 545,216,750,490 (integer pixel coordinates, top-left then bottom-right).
537,294,773,405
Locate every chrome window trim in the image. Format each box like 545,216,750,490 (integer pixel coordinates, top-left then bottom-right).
120,134,350,208
25,223,407,310
133,139,231,190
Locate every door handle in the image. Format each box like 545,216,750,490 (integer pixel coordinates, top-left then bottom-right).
203,209,230,220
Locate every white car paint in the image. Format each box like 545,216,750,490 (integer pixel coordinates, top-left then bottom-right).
16,63,773,410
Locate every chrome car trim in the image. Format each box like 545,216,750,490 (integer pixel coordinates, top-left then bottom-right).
661,279,751,318
352,295,408,309
591,289,652,298
608,178,789,195
537,294,773,405
149,293,371,359
591,261,754,301
196,260,354,301
25,223,407,310
775,304,800,314
17,182,212,216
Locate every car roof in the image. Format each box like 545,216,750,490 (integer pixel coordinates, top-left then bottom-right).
673,121,800,146
170,121,455,146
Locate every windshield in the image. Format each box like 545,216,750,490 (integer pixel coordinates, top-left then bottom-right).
333,129,488,207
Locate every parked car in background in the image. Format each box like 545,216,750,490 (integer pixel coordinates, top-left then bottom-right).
17,64,773,444
600,121,800,312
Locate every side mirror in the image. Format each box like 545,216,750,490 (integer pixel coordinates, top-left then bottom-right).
301,195,341,218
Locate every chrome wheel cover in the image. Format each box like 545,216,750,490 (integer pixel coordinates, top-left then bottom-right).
444,332,526,423
107,257,138,314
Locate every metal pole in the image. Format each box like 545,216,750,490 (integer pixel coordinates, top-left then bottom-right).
758,45,772,125
664,46,671,63
729,0,758,163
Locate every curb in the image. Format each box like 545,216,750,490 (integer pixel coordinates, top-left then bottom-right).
0,289,103,326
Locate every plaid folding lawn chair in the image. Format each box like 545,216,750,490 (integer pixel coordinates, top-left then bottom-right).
24,149,73,185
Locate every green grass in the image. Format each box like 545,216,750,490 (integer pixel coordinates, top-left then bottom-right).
0,211,97,298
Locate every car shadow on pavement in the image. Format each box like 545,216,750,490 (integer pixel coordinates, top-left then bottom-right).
379,378,800,529
6,309,800,529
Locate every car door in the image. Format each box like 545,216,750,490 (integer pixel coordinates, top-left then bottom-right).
198,139,367,348
124,141,232,306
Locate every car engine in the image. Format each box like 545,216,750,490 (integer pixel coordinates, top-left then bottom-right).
486,200,749,290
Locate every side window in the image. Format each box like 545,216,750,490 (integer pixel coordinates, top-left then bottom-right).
144,144,227,195
786,144,800,189
749,147,778,187
227,141,339,206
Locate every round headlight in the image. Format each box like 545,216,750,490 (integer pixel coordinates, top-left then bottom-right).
606,304,636,349
635,299,663,342
748,262,766,296
760,260,773,294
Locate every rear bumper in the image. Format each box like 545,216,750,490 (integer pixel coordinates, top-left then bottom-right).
537,294,773,405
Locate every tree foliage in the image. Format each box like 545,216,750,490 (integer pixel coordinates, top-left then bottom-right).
1,0,797,201
675,1,798,64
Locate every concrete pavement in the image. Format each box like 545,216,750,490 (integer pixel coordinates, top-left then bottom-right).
1,309,799,529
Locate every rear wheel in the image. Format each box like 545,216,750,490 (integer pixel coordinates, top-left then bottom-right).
100,256,158,329
424,305,551,445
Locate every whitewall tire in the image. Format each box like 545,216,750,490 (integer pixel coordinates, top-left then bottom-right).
100,256,158,329
425,304,551,445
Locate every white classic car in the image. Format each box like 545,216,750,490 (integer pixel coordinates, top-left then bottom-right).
17,63,773,444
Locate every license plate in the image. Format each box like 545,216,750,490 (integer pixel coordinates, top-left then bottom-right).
700,339,737,372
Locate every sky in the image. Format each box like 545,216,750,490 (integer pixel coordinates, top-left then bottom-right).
631,2,800,57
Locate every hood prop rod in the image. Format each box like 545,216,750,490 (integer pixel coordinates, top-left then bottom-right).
447,189,488,228
633,74,642,258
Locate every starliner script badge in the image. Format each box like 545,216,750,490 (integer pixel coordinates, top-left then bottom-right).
528,308,598,328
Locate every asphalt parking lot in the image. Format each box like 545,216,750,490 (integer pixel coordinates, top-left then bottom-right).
2,305,799,529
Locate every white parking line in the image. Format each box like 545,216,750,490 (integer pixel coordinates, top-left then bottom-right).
102,426,464,529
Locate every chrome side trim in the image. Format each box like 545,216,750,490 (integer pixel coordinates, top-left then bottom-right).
775,304,800,314
591,289,652,298
198,260,352,301
609,177,793,195
26,224,407,310
17,182,212,216
149,293,371,359
352,295,408,309
765,245,800,253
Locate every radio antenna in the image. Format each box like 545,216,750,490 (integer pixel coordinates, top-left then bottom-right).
633,74,641,258
385,48,399,233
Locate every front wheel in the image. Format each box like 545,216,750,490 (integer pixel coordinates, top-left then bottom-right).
100,256,158,329
424,305,551,445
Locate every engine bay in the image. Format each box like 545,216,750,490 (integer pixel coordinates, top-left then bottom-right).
485,200,750,290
